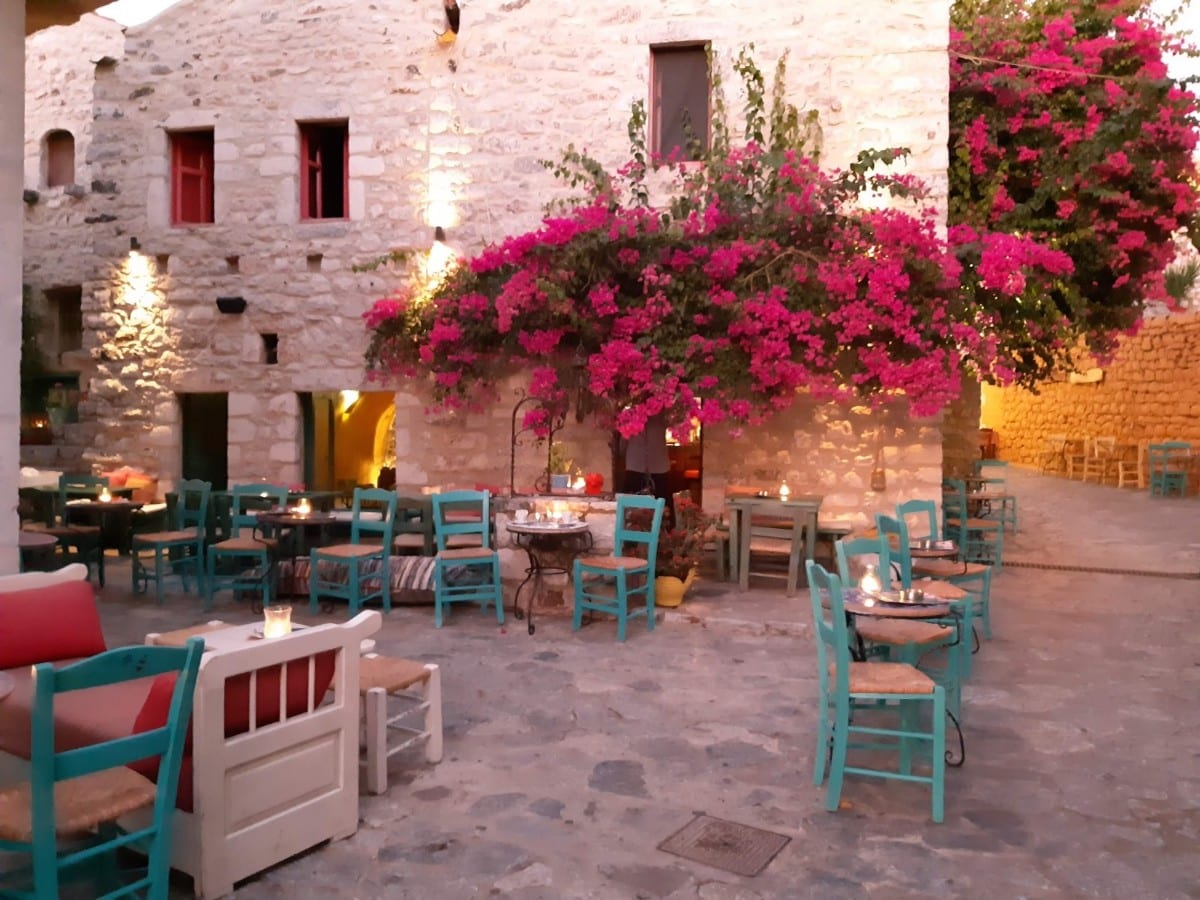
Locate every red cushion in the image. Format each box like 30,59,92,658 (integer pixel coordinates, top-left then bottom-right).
130,650,338,811
0,581,106,668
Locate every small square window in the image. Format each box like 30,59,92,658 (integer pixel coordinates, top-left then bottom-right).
299,121,348,220
170,129,215,225
650,45,711,162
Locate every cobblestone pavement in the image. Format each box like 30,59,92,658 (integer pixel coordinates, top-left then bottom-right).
83,467,1199,899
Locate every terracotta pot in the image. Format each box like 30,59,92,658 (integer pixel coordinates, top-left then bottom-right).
654,569,697,608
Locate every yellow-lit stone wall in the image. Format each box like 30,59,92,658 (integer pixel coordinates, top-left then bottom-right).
982,312,1200,465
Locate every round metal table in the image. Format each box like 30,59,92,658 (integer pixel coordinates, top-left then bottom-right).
506,521,592,635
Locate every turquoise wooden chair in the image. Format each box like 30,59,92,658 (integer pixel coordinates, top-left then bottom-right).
941,479,1004,573
392,495,435,556
36,474,107,582
205,483,289,611
806,561,946,822
309,488,398,615
1148,442,1190,497
572,494,665,642
0,638,204,899
431,490,504,628
876,513,978,679
835,535,962,717
131,478,211,604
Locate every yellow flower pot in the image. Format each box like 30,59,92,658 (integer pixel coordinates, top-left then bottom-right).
654,569,697,608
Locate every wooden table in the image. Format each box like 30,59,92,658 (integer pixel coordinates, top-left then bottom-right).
726,494,823,593
18,530,57,571
64,499,143,586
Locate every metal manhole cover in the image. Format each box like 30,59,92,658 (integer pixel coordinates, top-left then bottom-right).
657,814,790,877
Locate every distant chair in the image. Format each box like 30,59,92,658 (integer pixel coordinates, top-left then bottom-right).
572,494,665,642
1148,442,1191,497
131,478,211,604
430,490,504,628
309,488,398,615
0,638,204,898
806,562,947,823
392,496,435,557
205,483,289,610
1038,434,1068,474
35,474,107,581
1081,436,1117,484
1116,440,1149,490
1064,438,1090,480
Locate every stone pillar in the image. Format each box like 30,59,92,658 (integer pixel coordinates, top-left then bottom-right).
0,1,24,573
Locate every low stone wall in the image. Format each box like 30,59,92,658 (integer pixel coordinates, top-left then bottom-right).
982,312,1200,466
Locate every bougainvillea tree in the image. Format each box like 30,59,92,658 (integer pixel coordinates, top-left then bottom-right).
366,24,1195,436
950,0,1199,383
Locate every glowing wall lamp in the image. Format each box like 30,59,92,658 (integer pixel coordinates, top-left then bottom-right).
340,389,361,416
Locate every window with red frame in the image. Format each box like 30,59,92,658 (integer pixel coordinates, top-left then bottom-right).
650,44,711,162
170,130,214,225
299,121,348,220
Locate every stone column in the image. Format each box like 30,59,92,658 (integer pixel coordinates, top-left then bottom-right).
0,0,24,573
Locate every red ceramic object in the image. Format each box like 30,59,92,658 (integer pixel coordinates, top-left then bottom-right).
584,472,604,495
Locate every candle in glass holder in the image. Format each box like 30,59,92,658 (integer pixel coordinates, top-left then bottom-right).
99,487,112,503
262,605,293,638
295,497,312,517
859,563,882,598
779,480,790,501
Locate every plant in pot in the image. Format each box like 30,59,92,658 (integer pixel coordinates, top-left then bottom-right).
652,495,717,608
547,442,573,492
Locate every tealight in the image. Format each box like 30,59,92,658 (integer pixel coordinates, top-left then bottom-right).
262,605,293,638
99,487,112,503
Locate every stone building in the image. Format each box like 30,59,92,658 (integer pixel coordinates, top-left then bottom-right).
20,0,953,532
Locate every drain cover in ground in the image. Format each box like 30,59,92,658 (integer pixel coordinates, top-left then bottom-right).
657,814,790,877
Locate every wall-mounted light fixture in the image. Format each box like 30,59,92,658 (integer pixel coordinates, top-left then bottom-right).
129,236,140,252
339,389,362,416
216,296,247,315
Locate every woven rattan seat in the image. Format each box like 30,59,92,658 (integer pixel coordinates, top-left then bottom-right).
0,762,157,843
574,555,646,571
437,546,496,561
318,542,383,559
359,655,432,695
135,528,199,544
912,559,989,579
212,535,276,552
393,533,427,550
855,619,954,647
838,661,936,695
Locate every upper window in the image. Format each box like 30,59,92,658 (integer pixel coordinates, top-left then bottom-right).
45,130,75,188
299,121,348,220
650,44,711,162
170,129,215,225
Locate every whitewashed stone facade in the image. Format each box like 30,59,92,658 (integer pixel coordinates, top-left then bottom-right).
21,0,951,532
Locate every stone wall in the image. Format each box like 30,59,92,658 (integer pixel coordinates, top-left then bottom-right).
982,312,1200,465
21,0,950,506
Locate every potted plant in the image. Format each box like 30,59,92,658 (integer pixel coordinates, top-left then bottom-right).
548,442,573,492
653,495,716,608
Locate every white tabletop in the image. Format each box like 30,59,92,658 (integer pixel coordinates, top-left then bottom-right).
507,521,590,535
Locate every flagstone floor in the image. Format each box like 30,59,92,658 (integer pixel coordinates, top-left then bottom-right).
78,467,1200,898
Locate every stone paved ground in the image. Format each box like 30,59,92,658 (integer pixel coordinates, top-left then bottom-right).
86,468,1200,899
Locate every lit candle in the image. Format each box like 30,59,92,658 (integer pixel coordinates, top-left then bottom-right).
99,487,112,503
858,563,882,597
296,497,312,517
262,605,293,638
779,480,790,500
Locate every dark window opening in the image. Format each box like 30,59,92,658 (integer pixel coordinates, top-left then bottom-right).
261,333,279,365
170,129,215,225
299,121,348,220
45,130,75,188
651,44,711,161
44,285,83,362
